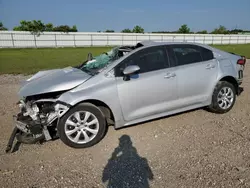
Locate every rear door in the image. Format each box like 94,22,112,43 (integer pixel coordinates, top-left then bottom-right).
169,44,218,107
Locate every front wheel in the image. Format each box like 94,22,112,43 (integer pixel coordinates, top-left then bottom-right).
208,81,236,113
57,103,107,148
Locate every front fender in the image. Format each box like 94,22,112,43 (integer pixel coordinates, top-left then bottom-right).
56,79,124,125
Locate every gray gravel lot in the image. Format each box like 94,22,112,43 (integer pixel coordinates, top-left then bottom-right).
0,61,250,188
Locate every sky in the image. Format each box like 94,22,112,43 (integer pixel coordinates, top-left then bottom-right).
0,0,250,32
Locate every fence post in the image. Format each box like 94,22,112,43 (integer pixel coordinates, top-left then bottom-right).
73,34,76,47
245,36,248,44
11,33,14,47
122,34,124,45
229,35,231,44
221,35,223,44
203,35,205,44
34,34,37,48
90,34,93,46
55,34,57,47
107,34,109,46
161,35,163,41
184,35,186,42
237,35,239,44
212,35,214,45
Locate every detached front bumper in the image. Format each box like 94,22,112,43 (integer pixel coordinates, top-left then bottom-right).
5,116,28,153
13,115,30,133
5,126,18,153
5,115,44,153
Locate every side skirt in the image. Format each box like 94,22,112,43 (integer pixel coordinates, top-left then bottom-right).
115,102,209,129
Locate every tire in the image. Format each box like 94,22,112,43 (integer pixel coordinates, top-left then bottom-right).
57,103,107,148
208,81,236,114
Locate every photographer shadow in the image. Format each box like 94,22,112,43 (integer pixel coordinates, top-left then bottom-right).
102,135,154,188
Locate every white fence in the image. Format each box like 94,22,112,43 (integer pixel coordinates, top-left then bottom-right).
0,31,250,48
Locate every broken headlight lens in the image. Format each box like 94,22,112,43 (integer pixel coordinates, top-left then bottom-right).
31,104,39,113
17,100,26,110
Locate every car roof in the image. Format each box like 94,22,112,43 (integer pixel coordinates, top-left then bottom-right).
137,40,208,47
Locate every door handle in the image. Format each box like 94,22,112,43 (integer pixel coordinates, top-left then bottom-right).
171,73,176,77
164,73,176,79
206,64,215,69
206,64,212,69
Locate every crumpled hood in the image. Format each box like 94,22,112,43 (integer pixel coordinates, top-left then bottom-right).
18,67,91,97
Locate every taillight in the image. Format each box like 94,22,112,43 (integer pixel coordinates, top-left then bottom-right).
237,57,246,65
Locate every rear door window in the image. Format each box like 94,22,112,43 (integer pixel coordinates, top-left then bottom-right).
171,44,203,66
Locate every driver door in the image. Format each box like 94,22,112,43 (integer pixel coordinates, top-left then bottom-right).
115,46,178,122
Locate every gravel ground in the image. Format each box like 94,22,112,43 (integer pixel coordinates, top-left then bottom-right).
0,61,250,188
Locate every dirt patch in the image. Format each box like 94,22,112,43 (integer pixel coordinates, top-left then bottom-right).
0,61,250,188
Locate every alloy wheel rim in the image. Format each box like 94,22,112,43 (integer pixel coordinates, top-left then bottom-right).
217,87,234,110
64,111,99,144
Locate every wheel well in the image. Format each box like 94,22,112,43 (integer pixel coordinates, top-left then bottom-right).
79,99,115,125
219,76,239,94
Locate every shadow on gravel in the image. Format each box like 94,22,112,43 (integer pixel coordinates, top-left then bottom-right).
102,135,154,188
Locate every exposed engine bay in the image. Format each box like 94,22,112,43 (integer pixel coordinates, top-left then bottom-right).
6,92,70,152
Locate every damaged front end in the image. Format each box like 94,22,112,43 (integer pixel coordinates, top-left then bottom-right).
5,65,93,152
6,93,70,153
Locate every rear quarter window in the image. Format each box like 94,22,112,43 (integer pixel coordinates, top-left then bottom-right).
200,47,214,61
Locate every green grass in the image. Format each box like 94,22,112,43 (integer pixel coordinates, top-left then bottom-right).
211,44,250,58
0,44,249,74
0,47,112,74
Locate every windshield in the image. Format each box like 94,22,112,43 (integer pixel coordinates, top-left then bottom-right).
80,47,122,75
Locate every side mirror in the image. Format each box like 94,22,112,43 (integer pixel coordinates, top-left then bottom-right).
122,65,140,81
123,65,140,75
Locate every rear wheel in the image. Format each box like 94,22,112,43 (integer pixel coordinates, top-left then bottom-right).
57,103,107,148
208,81,236,113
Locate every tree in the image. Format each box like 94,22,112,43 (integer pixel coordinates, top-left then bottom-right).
196,30,208,34
71,25,78,32
178,24,190,33
13,20,78,33
105,29,115,33
53,25,77,32
13,20,46,35
152,31,171,33
211,25,228,34
121,28,132,33
45,23,54,31
132,25,144,33
0,22,8,30
229,29,243,34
